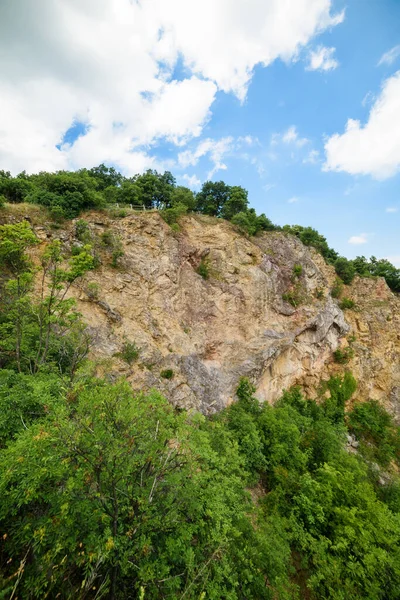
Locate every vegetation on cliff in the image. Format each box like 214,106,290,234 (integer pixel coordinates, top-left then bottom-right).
1,166,400,292
1,222,400,598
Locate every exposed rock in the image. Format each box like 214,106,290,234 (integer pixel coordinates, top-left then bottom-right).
49,212,400,414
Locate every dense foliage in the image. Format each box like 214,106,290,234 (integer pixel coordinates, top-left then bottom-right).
1,166,399,292
0,221,400,598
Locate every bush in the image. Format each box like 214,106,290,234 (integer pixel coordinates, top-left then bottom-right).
111,248,124,268
197,258,210,279
282,284,304,308
333,345,354,364
292,264,303,278
101,230,114,247
339,297,356,310
100,230,124,267
334,256,356,284
331,277,343,298
160,203,187,225
85,281,100,300
0,194,6,208
348,400,400,468
75,219,91,242
116,340,140,365
314,287,324,300
160,368,174,379
49,205,65,223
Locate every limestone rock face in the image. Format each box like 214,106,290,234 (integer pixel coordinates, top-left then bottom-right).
39,212,400,415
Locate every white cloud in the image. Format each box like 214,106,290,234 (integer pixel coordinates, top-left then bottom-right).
362,91,375,107
0,0,344,175
181,174,201,189
307,45,339,71
303,149,320,164
272,126,309,148
378,45,400,66
152,0,344,101
348,233,369,245
386,255,400,267
237,135,259,146
263,183,276,192
288,196,299,203
178,137,234,179
324,71,400,179
386,207,398,213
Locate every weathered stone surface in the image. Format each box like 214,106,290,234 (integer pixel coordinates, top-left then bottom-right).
34,212,400,415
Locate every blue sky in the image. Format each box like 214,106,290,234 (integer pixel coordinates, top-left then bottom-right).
0,0,399,263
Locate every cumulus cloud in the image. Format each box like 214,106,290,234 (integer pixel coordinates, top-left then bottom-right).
303,149,320,164
348,233,369,245
0,0,344,175
181,174,201,189
307,45,339,71
378,45,400,66
324,71,400,179
178,137,234,178
272,126,309,147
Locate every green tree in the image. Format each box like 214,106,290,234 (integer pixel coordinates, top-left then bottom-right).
170,185,196,210
0,380,287,599
221,186,249,220
195,181,231,216
334,256,356,285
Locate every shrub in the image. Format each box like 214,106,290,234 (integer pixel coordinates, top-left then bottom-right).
160,368,174,379
160,203,187,225
314,288,324,300
0,194,6,208
111,248,124,268
292,264,303,278
101,230,114,247
85,282,100,300
116,341,140,365
75,219,91,242
101,230,124,267
197,258,210,280
331,277,343,298
339,297,356,310
334,256,356,284
333,346,354,364
49,205,65,223
348,400,400,468
282,284,304,308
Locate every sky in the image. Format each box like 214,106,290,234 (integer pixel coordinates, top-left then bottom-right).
0,0,399,264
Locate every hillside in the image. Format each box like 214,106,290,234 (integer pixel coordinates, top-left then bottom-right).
1,203,400,599
12,207,400,417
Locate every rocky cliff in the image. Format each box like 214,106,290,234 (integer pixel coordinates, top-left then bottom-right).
32,211,400,415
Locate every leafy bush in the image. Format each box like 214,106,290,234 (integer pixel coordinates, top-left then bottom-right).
331,277,344,298
0,194,6,208
85,281,100,300
111,248,124,268
314,287,324,300
100,230,124,267
334,256,356,284
292,264,303,278
117,340,140,364
196,258,210,279
160,202,187,225
348,400,400,467
339,297,356,310
333,345,354,364
282,284,304,307
75,219,91,242
160,368,174,379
